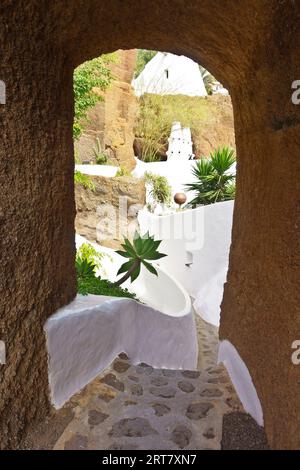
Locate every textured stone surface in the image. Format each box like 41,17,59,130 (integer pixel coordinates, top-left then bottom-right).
75,50,137,170
75,175,145,248
49,315,244,451
1,0,300,450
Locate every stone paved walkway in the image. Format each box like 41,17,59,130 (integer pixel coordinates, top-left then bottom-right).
52,315,243,450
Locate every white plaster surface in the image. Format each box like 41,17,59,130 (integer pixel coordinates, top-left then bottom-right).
218,340,264,426
75,164,119,177
132,158,198,204
45,235,196,408
132,52,207,97
45,294,197,409
138,201,234,327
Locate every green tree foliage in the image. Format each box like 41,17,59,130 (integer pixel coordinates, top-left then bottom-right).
74,170,95,191
185,147,236,206
115,232,166,286
73,53,116,140
134,50,157,78
199,65,216,95
144,172,172,207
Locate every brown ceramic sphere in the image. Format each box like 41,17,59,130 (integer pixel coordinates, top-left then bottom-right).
174,192,187,206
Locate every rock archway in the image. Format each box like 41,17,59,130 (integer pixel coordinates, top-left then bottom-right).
1,0,300,449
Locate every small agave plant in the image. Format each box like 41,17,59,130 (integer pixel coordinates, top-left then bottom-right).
115,231,167,286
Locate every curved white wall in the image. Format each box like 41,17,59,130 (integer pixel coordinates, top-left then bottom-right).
45,294,197,409
138,201,234,326
45,235,196,408
218,340,264,427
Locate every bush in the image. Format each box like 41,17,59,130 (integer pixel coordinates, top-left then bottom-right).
185,147,236,206
134,50,157,78
74,170,95,191
115,166,130,177
144,172,172,208
77,275,137,299
76,243,106,271
76,243,137,299
134,94,207,162
73,53,117,140
92,138,108,165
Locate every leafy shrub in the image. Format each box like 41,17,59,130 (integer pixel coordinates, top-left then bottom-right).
115,166,130,177
77,275,137,299
76,258,97,279
115,231,166,286
76,243,106,271
74,170,95,191
185,147,236,206
92,138,108,165
135,94,207,162
73,53,116,140
134,50,157,78
76,242,137,299
144,172,172,207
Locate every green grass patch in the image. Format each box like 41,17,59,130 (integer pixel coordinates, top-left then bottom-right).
77,275,137,300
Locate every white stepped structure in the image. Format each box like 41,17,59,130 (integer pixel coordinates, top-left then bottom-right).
166,122,194,161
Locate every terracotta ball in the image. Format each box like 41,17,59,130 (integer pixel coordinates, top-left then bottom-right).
174,192,187,206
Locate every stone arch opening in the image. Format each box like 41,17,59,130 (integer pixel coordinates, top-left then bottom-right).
1,1,300,450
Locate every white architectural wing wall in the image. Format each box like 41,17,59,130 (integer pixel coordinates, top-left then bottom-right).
138,201,234,327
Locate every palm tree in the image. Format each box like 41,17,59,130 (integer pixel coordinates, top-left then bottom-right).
185,147,236,206
199,65,216,95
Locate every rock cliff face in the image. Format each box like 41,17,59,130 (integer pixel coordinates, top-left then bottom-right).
75,176,146,248
75,50,137,170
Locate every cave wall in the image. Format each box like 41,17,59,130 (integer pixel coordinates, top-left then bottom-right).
1,0,300,449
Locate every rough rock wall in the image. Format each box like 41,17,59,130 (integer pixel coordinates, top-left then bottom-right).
134,94,235,160
1,0,300,450
0,3,77,449
193,95,235,157
75,50,137,170
75,176,146,248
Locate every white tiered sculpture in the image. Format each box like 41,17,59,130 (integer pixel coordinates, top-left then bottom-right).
166,122,194,161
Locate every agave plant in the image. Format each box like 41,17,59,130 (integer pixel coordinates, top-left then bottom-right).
185,147,236,206
115,232,167,286
76,257,97,279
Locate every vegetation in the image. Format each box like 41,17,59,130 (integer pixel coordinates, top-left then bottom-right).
144,172,172,208
74,170,95,191
76,243,136,299
76,243,106,271
115,166,130,177
199,65,215,95
77,275,137,299
73,53,116,140
92,137,108,165
135,94,207,161
185,147,236,206
134,50,157,78
115,232,166,286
